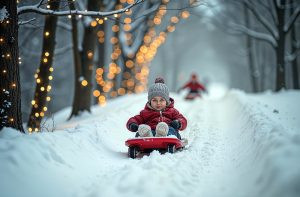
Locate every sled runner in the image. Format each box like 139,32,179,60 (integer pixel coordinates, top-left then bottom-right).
125,137,188,159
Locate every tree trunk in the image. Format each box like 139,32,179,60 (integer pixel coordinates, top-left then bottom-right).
107,20,121,98
259,43,267,91
291,4,299,89
68,0,84,119
72,0,101,114
94,18,106,104
27,0,60,131
121,56,136,93
0,0,24,132
244,2,259,92
275,0,286,91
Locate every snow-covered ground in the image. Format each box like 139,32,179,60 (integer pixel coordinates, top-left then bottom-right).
1,87,300,197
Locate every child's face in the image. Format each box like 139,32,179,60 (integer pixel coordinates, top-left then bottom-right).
150,96,167,111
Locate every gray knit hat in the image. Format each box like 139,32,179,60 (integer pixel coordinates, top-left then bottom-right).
148,77,170,104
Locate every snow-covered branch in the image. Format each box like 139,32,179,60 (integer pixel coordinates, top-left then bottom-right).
256,0,277,27
17,0,144,16
285,48,300,62
120,23,147,56
243,0,278,40
119,1,160,56
130,2,159,32
0,6,9,22
57,21,72,31
284,5,300,33
231,23,277,47
18,18,36,25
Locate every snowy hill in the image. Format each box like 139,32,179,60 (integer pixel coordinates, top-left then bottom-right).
1,88,300,197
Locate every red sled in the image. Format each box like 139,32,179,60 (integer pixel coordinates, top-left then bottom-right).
185,92,201,100
125,137,188,159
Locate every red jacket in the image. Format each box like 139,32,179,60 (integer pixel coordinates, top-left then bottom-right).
126,98,187,131
182,81,205,92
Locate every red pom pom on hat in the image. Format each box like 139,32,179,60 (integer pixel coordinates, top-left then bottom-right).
155,77,165,84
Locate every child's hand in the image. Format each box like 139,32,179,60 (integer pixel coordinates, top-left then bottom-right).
170,120,181,129
129,123,139,132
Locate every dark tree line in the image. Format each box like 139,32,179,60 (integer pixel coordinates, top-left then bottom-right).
0,0,194,132
207,0,300,92
0,0,144,132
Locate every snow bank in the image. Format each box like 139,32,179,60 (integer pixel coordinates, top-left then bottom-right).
0,90,299,197
220,90,300,197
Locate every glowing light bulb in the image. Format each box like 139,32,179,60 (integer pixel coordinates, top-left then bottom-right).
81,80,88,86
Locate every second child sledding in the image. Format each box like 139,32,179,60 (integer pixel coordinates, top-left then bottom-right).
178,73,207,100
125,77,188,158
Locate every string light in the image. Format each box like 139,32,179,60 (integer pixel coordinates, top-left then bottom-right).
81,80,88,86
28,10,56,131
132,0,188,92
98,19,104,25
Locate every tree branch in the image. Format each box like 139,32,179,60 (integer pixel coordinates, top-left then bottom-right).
284,4,300,33
231,23,277,47
17,0,144,16
241,0,278,40
18,18,36,26
285,48,300,62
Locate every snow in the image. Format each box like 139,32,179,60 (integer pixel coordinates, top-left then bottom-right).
0,6,9,22
1,88,300,197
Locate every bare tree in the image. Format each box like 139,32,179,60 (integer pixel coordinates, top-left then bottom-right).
27,0,60,132
0,0,24,132
230,0,300,91
244,2,259,92
68,0,84,119
68,0,103,118
290,2,300,89
0,0,145,132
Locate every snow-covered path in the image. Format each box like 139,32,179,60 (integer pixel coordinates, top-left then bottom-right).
1,90,300,197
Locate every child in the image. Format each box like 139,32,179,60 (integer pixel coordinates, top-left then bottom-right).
126,77,187,139
178,73,207,99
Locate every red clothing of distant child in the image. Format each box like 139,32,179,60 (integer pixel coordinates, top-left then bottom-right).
181,73,206,92
126,98,187,131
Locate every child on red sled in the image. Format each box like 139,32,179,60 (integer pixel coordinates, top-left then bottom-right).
178,73,207,100
126,77,187,139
